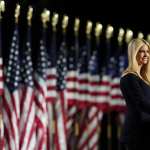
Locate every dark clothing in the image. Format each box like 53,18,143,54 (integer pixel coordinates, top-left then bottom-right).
120,73,150,150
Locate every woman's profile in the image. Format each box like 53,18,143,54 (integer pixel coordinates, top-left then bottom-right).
120,38,150,150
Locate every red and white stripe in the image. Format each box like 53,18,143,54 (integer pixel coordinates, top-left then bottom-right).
34,73,48,150
19,86,36,150
77,74,103,150
66,70,79,149
66,71,78,133
78,107,103,150
66,73,110,110
46,68,57,150
2,85,20,150
109,76,126,112
54,89,67,150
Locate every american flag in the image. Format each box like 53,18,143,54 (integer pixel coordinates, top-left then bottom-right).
78,45,103,150
66,34,79,149
3,24,20,150
55,34,68,150
34,27,48,150
19,25,36,150
46,29,57,150
97,40,112,112
0,16,5,150
77,36,92,150
109,55,126,112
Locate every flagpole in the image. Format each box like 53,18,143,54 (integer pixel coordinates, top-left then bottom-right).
117,28,125,150
86,20,93,150
51,13,59,150
105,24,114,150
95,22,103,150
73,18,80,150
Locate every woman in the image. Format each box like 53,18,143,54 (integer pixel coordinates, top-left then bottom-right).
120,38,150,150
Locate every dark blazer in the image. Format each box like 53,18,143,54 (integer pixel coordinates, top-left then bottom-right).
120,73,150,146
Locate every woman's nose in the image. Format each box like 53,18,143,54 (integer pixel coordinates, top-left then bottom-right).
144,52,149,56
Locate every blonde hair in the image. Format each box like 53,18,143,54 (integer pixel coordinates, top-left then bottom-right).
122,38,150,83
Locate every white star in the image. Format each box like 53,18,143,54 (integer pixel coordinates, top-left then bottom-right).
41,57,46,61
28,76,32,80
26,70,31,74
30,82,33,86
17,65,20,69
41,51,45,56
13,36,17,41
8,66,12,71
6,78,10,82
15,50,19,55
9,60,12,65
63,58,66,63
28,48,31,52
14,30,17,35
14,82,18,86
42,63,46,67
40,40,43,44
27,56,31,61
10,54,14,59
40,46,44,50
26,42,30,46
28,62,32,66
10,48,14,52
16,70,19,75
7,72,10,76
13,56,17,61
64,67,67,71
15,76,19,81
57,60,61,64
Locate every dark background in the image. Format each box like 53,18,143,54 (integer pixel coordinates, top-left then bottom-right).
1,1,148,149
4,0,150,33
2,0,150,62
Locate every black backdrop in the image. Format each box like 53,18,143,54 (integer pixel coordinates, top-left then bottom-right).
1,1,149,150
2,0,150,64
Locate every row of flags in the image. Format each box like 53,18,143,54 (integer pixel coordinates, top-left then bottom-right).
0,15,128,150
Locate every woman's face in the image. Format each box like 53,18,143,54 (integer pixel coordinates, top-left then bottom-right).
136,44,150,65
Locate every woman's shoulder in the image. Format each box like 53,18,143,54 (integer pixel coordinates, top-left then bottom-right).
120,72,140,88
120,72,140,85
121,72,139,80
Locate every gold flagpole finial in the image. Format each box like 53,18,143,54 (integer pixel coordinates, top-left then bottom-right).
125,29,133,44
95,22,103,38
14,4,20,24
41,9,50,28
106,24,114,40
118,28,125,44
27,6,33,26
52,13,59,31
86,20,92,36
137,32,144,39
74,18,80,35
0,0,5,19
0,1,5,12
62,15,69,33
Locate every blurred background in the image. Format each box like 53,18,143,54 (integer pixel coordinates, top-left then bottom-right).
0,0,149,150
